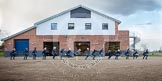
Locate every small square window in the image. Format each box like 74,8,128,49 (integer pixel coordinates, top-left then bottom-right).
85,23,91,30
102,23,108,30
51,23,57,30
68,23,74,30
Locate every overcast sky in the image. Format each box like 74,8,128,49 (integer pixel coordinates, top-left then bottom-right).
0,0,162,50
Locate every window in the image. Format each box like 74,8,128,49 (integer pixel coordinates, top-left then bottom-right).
51,23,57,30
71,7,91,18
85,23,91,30
102,23,108,30
68,23,74,30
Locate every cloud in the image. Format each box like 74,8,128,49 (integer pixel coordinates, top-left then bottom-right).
127,22,162,50
0,0,84,33
159,10,162,44
88,0,161,16
0,8,2,27
0,0,161,31
0,0,161,19
0,0,161,34
0,0,162,49
135,22,152,26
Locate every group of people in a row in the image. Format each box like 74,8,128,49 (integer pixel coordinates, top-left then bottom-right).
10,48,37,60
121,48,149,60
9,47,149,60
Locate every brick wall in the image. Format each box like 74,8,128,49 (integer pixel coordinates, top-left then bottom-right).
4,27,129,52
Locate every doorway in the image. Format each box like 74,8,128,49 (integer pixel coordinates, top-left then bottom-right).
105,42,120,56
14,39,29,56
43,42,59,56
74,42,90,56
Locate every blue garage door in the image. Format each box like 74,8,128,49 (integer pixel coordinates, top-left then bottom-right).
14,39,29,56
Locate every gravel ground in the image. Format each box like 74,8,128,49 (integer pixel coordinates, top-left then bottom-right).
0,56,162,81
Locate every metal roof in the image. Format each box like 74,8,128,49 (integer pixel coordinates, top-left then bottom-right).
1,26,36,41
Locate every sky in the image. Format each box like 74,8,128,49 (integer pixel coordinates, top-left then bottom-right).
0,0,162,50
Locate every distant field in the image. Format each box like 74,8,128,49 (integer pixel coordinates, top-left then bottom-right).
148,52,162,57
136,52,162,57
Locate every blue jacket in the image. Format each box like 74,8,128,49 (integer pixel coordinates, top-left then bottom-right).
75,50,81,55
52,49,57,56
32,50,37,55
42,50,46,56
10,50,16,56
24,49,29,56
84,50,90,56
125,49,130,56
59,49,64,56
92,50,97,56
133,50,138,56
115,50,121,56
107,51,113,56
66,50,73,56
99,49,103,54
143,50,149,56
67,50,71,54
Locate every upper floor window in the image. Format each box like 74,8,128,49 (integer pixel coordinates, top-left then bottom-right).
85,23,91,30
70,7,91,18
51,23,57,30
102,23,108,30
68,23,75,30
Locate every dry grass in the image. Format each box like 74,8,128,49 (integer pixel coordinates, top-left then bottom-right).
0,56,162,81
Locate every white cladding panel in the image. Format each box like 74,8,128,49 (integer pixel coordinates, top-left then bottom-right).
36,12,116,35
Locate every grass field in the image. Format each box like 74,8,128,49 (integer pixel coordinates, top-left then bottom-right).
0,51,4,57
148,52,162,57
0,57,162,81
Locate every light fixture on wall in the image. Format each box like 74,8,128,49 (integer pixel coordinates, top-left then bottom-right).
8,43,11,45
31,43,35,45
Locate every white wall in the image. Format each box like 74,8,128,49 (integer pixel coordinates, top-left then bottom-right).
36,11,116,35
